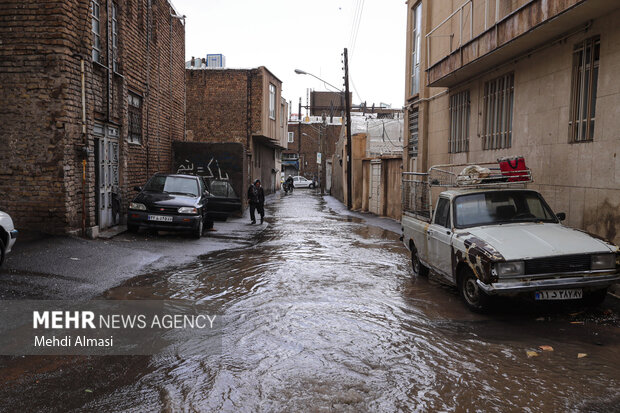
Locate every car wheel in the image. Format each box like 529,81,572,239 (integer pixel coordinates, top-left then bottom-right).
127,224,139,233
410,244,428,277
458,267,490,312
0,238,5,268
193,219,203,239
583,288,607,307
309,183,315,189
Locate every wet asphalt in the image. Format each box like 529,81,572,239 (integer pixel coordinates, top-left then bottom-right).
0,191,619,412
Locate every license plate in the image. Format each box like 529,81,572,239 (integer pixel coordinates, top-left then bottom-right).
147,215,173,222
535,289,582,300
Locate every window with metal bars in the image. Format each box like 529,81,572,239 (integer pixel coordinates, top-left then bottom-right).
449,90,470,153
482,73,514,150
569,36,599,142
408,108,419,158
128,93,142,144
91,0,101,63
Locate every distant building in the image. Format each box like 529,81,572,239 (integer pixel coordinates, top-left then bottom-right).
186,54,226,69
285,117,343,184
0,0,186,236
404,0,620,245
330,113,405,219
185,66,288,200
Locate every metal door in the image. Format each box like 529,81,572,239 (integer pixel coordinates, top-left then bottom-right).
369,161,381,215
96,124,119,230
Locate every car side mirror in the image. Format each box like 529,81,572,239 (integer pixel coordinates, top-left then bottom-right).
134,186,142,191
556,212,566,221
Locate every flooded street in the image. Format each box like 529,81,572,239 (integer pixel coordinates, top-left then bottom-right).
2,192,620,412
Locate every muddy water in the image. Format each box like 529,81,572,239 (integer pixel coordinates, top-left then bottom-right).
3,192,620,412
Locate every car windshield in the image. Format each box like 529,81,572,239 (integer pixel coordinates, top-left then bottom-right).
454,191,557,228
208,179,237,198
144,175,199,197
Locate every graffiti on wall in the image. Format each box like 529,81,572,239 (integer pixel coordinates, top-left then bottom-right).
173,142,245,202
176,158,230,180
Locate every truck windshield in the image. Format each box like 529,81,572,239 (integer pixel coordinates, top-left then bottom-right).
454,191,558,228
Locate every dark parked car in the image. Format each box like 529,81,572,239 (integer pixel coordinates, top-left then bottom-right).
127,173,212,238
202,178,241,221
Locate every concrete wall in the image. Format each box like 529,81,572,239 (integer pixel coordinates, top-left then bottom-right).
422,9,620,244
383,158,403,220
351,134,367,210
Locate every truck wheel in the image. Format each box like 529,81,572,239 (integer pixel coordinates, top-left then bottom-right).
459,267,490,312
0,238,5,268
583,289,607,307
410,245,429,277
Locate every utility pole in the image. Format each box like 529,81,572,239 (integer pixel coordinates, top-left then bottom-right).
298,97,302,176
343,48,352,210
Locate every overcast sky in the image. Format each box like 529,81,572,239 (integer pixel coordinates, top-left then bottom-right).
172,0,407,113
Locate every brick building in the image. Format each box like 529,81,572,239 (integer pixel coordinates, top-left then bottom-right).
0,0,185,236
284,118,343,185
185,66,288,198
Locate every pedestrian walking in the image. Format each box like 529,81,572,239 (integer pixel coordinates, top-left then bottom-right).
247,179,265,224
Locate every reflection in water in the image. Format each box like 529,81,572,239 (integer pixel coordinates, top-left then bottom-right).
3,192,620,412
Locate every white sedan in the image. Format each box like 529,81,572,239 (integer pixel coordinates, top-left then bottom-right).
0,210,18,267
292,176,317,188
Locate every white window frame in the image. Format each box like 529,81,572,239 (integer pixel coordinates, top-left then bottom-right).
288,132,294,143
482,73,514,150
449,90,470,153
269,84,276,120
92,0,101,63
410,2,422,96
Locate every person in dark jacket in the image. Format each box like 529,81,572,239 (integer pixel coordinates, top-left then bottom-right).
247,179,265,224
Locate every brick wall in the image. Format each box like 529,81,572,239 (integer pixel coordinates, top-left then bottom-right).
0,0,185,234
285,122,342,179
186,68,265,147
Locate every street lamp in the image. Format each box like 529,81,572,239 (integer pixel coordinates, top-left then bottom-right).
295,61,352,208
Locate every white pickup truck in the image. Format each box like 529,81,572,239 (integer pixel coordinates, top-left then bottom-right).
401,163,620,311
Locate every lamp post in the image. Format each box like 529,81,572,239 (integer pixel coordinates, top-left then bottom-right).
295,60,352,208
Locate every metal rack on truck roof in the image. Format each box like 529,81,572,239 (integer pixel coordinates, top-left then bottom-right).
402,161,533,222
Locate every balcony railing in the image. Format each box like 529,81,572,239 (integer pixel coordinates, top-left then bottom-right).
425,0,535,70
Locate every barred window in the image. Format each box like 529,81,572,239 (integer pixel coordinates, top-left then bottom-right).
569,36,599,142
91,0,101,63
449,90,470,153
408,108,419,158
128,93,142,144
112,3,119,72
482,73,514,150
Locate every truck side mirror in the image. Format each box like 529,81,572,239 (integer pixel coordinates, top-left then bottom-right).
556,212,566,221
134,186,142,192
